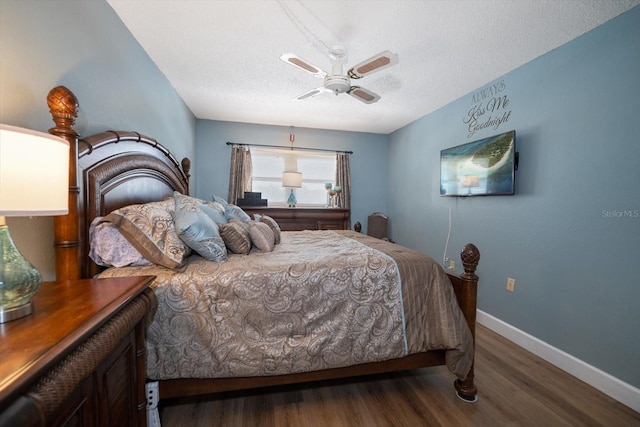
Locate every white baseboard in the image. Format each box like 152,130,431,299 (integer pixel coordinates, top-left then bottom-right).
476,310,640,413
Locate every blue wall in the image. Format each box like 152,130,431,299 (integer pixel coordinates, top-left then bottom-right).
0,0,196,279
195,120,389,231
388,7,640,387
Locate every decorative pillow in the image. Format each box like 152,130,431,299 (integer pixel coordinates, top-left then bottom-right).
259,215,281,244
102,199,191,269
249,221,275,252
210,195,250,223
174,193,227,262
219,219,251,254
173,192,228,225
224,203,251,224
88,217,152,267
212,194,228,206
199,202,227,225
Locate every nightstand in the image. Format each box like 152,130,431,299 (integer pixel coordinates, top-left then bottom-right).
0,276,156,427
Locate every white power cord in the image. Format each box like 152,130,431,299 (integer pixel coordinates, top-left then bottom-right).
443,199,453,268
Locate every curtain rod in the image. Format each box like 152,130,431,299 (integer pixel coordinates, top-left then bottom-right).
226,141,353,155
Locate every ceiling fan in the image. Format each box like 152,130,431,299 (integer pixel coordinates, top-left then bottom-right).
280,46,398,104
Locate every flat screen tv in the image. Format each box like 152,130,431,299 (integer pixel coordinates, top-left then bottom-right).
440,130,517,197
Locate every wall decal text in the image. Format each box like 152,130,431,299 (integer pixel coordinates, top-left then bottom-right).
464,80,512,138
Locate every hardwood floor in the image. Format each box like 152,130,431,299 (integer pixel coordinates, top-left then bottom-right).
160,325,639,426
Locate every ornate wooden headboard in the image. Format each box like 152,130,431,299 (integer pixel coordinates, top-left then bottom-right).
47,86,191,280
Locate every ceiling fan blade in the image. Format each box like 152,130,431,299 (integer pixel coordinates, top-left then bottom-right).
280,54,327,78
348,86,381,104
347,50,399,79
295,87,329,100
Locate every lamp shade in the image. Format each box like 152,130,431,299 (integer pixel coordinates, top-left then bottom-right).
0,124,70,216
282,171,302,188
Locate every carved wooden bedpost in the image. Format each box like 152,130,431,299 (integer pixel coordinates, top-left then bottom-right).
47,86,81,281
454,243,480,401
181,157,191,194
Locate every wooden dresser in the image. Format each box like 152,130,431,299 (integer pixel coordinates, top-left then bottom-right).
0,276,156,427
242,207,351,231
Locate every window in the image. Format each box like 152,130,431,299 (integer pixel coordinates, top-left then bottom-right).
251,148,336,207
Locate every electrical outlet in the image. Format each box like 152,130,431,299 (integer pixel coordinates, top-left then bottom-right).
506,277,515,292
448,260,455,270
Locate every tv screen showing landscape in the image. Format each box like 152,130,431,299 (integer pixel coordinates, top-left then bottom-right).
440,130,516,197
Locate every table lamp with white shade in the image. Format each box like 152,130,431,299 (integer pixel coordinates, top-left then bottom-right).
0,124,70,323
282,171,302,207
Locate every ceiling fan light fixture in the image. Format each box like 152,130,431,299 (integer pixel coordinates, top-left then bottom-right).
324,75,351,95
282,49,398,103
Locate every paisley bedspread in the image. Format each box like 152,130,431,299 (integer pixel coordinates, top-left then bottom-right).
97,230,473,380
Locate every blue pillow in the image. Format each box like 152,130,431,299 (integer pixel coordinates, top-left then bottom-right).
224,203,251,224
174,193,227,262
199,202,228,225
174,193,226,224
212,194,229,206
210,194,250,224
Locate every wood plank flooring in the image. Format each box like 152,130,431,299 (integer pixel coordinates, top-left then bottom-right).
160,325,639,426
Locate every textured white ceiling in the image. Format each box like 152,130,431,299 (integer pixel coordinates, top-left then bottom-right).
107,0,638,134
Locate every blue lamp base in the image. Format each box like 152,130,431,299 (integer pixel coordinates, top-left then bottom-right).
0,224,41,323
287,189,297,207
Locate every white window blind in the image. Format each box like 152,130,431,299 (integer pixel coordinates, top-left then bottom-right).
251,147,336,207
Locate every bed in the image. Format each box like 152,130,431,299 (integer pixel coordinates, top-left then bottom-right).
47,86,480,424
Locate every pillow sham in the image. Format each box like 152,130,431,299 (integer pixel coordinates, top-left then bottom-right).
88,217,152,267
258,214,281,245
219,219,251,254
102,199,191,269
174,193,227,262
249,221,275,252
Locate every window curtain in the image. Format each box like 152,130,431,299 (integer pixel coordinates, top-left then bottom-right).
228,145,252,204
336,153,351,211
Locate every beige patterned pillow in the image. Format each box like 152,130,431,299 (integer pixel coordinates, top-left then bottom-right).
259,215,281,244
89,217,151,267
102,199,191,269
249,221,275,252
219,219,251,254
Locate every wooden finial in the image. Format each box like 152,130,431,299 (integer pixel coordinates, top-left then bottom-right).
181,157,191,194
181,157,191,180
47,86,79,138
460,243,480,279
